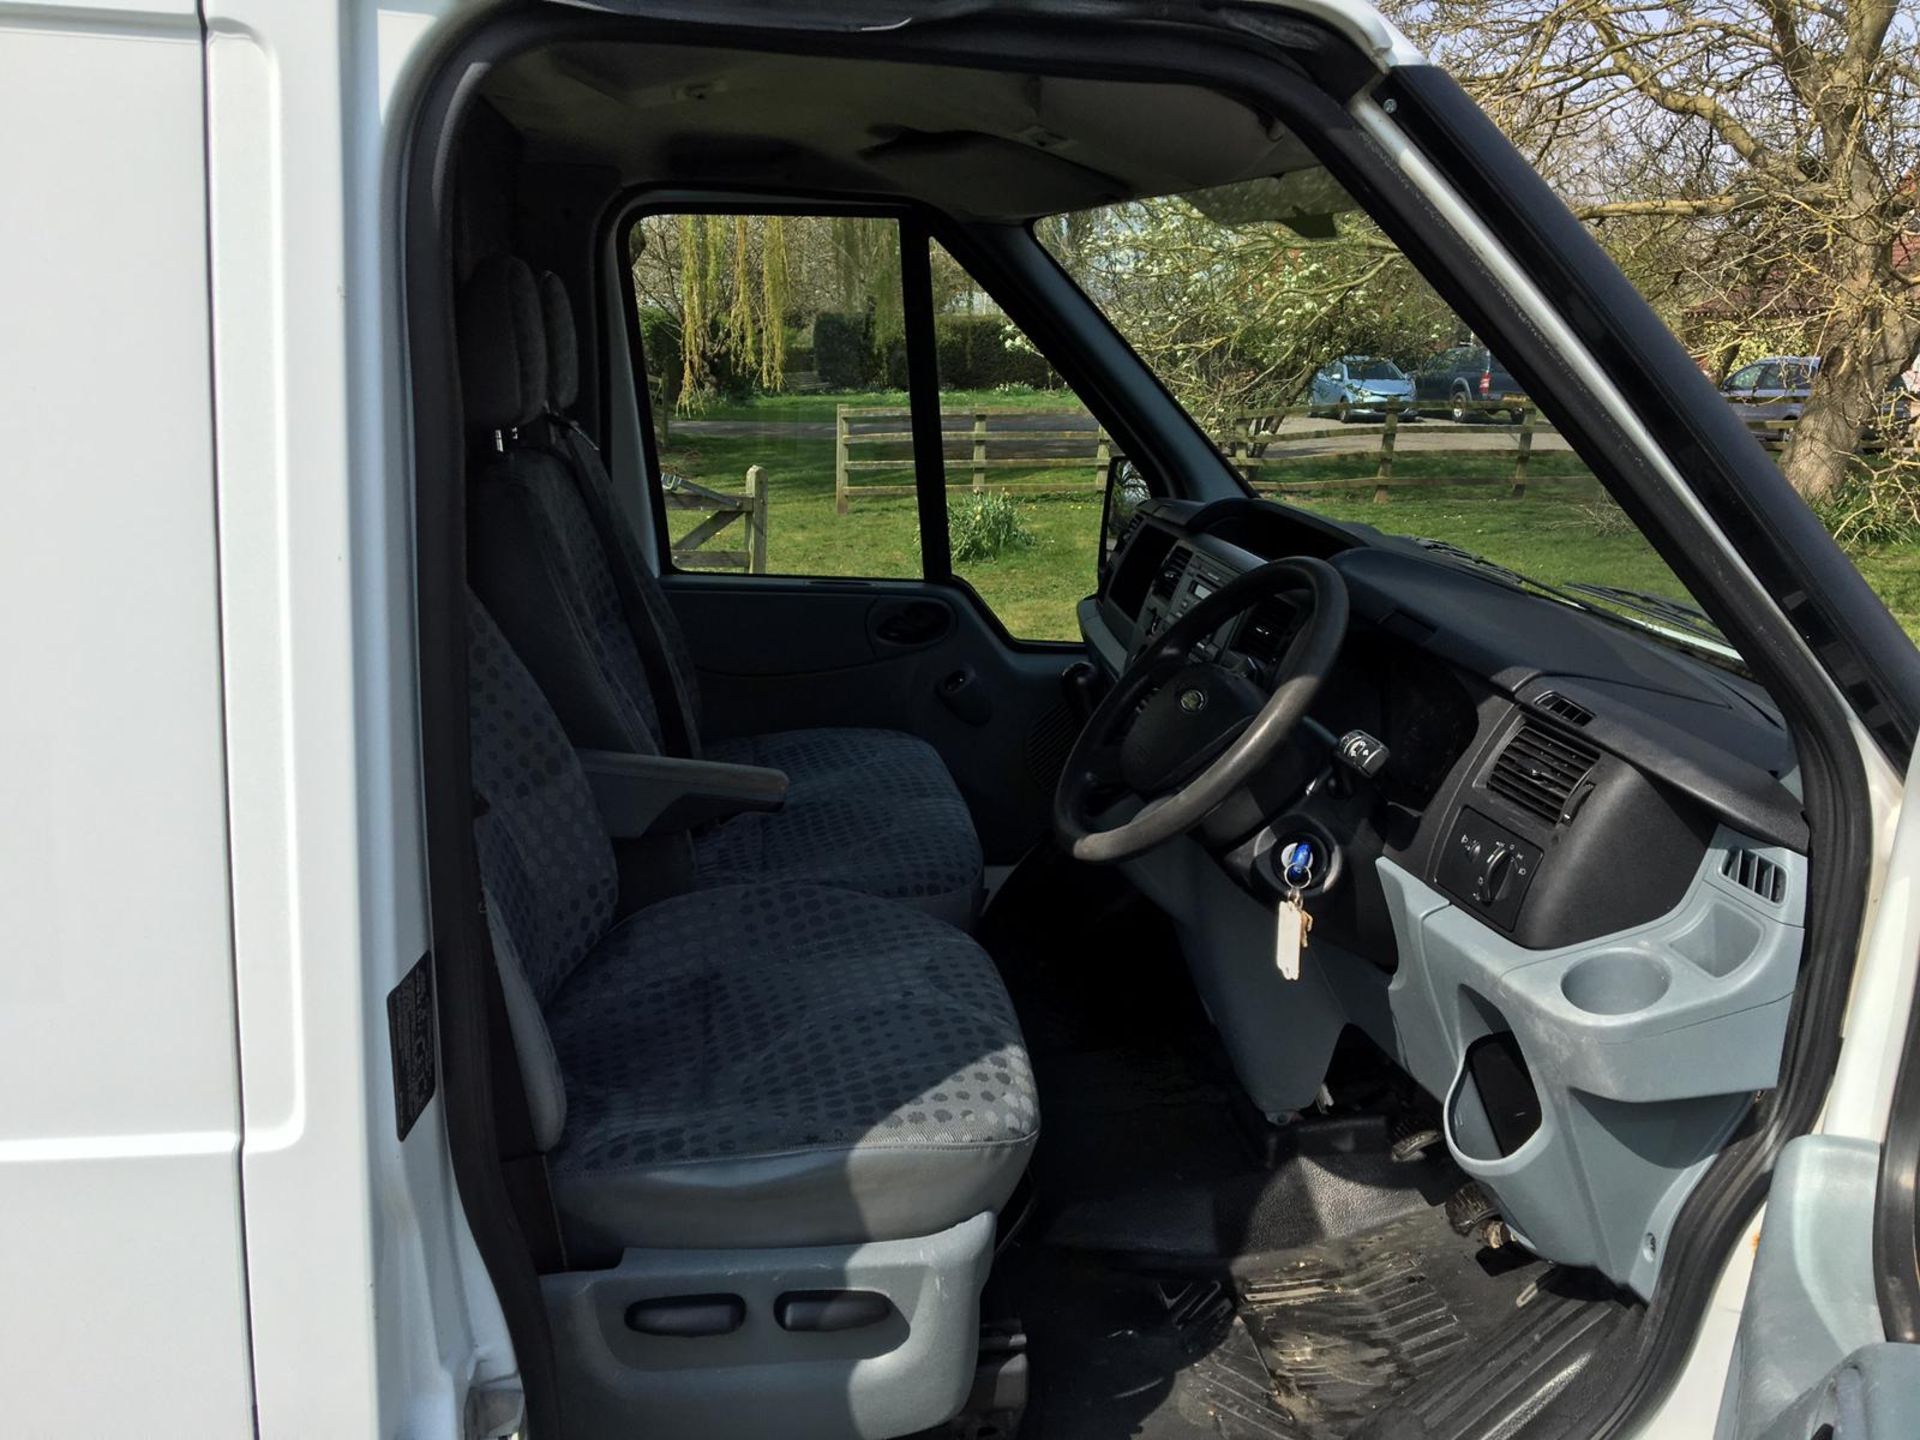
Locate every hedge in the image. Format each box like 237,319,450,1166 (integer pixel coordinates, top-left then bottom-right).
877,314,1063,390
637,308,683,403
934,314,1059,390
812,311,875,389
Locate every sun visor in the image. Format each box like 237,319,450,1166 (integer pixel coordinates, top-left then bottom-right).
1183,169,1354,238
860,130,1130,218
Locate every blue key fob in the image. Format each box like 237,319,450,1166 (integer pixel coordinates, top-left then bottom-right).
1281,840,1315,888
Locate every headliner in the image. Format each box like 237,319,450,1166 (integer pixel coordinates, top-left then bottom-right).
479,41,1320,219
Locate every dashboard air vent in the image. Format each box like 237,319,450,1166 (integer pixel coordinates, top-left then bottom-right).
1721,847,1786,904
1487,720,1600,825
1150,545,1190,602
1237,601,1302,666
1533,690,1594,727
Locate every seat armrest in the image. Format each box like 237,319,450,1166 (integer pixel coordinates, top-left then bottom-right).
579,749,788,839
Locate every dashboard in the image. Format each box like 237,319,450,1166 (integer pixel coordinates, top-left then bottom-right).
1088,497,1807,966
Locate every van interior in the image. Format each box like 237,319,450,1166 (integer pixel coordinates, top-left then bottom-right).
418,14,1819,1438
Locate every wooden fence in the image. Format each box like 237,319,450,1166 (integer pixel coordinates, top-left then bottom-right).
835,406,1111,514
833,401,1557,509
665,466,768,573
1224,402,1553,502
830,399,1837,513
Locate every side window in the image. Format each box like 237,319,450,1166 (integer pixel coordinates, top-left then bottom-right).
1724,363,1762,391
627,212,925,580
927,238,1107,642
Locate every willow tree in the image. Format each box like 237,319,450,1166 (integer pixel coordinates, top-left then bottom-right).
831,216,905,352
632,213,929,403
632,212,793,409
758,216,789,389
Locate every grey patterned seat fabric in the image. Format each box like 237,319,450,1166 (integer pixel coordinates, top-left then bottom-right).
693,728,981,904
468,593,1038,1254
466,259,982,925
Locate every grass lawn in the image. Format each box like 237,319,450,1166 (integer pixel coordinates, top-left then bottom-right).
660,391,1920,646
661,423,1106,638
1853,544,1920,638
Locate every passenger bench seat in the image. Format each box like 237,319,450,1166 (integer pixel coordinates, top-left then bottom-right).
463,255,983,925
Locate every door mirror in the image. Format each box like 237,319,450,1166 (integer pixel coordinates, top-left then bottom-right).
1101,457,1150,579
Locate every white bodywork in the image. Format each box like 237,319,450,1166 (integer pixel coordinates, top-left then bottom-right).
0,8,252,1431
1,0,503,1434
0,0,1907,1434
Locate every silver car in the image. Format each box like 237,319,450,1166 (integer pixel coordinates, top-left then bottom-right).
1720,355,1818,440
1307,354,1416,420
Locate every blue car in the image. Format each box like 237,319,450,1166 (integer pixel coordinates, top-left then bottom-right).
1307,354,1417,420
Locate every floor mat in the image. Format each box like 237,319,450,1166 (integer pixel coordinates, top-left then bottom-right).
974,849,1633,1438
1002,1205,1592,1440
1232,1213,1550,1435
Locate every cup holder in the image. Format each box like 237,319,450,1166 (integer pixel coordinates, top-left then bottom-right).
1560,953,1671,1016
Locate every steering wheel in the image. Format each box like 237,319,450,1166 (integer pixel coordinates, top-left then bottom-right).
1056,556,1349,864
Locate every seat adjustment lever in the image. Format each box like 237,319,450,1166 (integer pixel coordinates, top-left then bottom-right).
624,1293,746,1338
775,1289,895,1333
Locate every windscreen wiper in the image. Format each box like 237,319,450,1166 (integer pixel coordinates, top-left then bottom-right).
1409,538,1739,657
1409,538,1601,613
1559,582,1725,643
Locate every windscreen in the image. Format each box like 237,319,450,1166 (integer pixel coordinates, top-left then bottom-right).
1037,174,1736,661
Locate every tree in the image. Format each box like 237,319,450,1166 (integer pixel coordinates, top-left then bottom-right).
1390,0,1920,500
630,213,912,407
1037,193,1454,425
628,214,792,407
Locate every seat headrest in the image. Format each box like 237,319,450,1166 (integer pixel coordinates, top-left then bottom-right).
459,255,546,433
536,271,580,414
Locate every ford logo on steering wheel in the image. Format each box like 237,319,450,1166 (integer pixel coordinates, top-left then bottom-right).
1178,687,1209,713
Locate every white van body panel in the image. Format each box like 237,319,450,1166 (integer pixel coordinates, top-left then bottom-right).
200,0,514,1433
0,4,255,1432
0,0,505,1431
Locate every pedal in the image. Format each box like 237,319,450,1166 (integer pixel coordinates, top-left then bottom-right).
1444,1180,1499,1237
1389,1115,1443,1163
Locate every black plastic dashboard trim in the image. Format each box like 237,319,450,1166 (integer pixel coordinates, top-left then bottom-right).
1114,513,1811,855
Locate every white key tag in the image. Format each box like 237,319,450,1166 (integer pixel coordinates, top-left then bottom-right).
1276,889,1312,981
1274,838,1317,981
